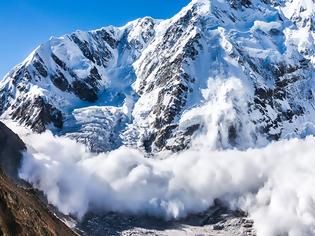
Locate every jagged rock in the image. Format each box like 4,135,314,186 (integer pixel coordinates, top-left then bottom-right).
10,96,63,133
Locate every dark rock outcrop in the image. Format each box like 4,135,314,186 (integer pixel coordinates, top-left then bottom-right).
10,96,63,133
0,168,78,236
0,122,26,181
0,122,77,236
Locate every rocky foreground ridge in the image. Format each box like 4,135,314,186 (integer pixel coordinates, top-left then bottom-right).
0,122,77,236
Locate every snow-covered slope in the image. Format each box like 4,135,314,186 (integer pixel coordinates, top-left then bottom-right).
0,0,314,153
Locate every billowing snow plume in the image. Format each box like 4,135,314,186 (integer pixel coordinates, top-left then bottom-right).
5,121,315,236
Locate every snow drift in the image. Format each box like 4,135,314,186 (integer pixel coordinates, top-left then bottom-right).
5,121,315,236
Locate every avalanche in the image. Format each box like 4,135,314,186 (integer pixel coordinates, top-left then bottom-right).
4,120,315,236
0,0,315,235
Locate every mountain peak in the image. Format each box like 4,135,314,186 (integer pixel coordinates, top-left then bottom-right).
0,0,314,153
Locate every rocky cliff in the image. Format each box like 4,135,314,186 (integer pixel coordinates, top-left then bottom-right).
0,122,77,236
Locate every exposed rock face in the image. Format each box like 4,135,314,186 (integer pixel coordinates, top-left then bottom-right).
10,96,63,133
0,122,25,180
0,122,77,236
0,169,77,236
0,0,314,153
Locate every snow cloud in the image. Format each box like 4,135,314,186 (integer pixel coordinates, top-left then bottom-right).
6,122,315,236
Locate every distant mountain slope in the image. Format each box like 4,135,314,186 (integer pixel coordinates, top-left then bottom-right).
0,0,314,153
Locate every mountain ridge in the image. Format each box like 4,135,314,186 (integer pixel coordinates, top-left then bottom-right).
0,0,314,153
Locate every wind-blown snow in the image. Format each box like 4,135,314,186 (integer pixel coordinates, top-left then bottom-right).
5,121,315,236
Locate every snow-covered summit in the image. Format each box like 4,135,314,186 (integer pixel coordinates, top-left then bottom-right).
0,0,314,153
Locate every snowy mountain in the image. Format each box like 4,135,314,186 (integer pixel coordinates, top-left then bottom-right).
0,0,314,153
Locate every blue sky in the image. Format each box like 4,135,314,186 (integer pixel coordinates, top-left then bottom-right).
0,0,190,78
